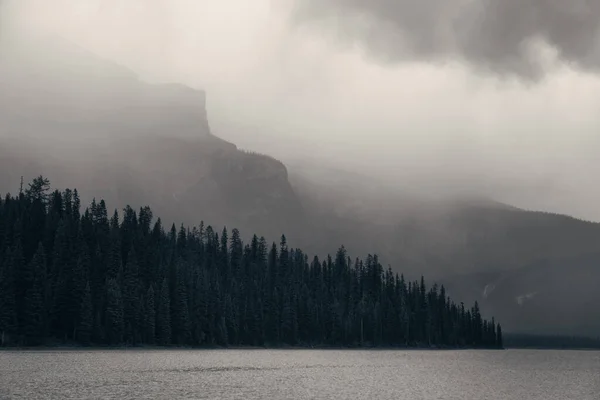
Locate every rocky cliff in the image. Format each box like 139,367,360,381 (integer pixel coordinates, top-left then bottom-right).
0,35,303,240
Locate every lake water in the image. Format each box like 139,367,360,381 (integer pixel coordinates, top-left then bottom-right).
0,349,598,399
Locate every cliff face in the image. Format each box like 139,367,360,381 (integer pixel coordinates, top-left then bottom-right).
0,36,211,141
0,36,302,240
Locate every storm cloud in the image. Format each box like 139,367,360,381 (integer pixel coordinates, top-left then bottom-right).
291,0,600,79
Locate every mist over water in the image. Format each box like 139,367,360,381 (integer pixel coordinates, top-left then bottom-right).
1,0,600,221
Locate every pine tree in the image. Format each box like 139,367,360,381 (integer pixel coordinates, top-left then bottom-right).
71,245,90,339
16,241,35,336
77,282,93,345
144,285,156,344
25,176,51,203
0,247,17,345
156,279,171,345
11,239,27,337
50,219,72,339
107,212,122,280
173,263,191,345
105,278,124,345
123,246,140,344
23,244,46,345
496,324,503,349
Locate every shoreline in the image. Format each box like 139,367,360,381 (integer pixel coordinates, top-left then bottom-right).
1,345,507,352
3,344,600,351
0,343,505,351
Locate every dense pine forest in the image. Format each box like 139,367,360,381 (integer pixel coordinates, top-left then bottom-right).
0,177,502,348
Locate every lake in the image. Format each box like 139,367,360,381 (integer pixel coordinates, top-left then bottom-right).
0,349,598,399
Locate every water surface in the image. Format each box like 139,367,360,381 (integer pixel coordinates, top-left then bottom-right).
1,349,598,399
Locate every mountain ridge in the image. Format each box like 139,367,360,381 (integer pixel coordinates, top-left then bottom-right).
0,35,303,243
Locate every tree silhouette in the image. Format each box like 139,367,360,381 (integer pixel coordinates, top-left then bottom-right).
0,179,503,349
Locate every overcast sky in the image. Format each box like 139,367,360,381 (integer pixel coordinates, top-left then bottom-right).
2,0,600,221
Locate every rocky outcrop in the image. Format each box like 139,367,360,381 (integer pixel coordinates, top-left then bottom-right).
0,35,304,240
0,34,211,140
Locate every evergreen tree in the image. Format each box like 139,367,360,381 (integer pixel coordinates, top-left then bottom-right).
11,240,27,337
71,245,90,339
50,219,72,339
173,262,191,345
23,244,46,345
0,247,17,345
156,279,171,345
123,246,140,344
25,176,51,203
144,285,156,344
105,278,124,345
496,324,504,349
107,211,122,280
77,282,93,345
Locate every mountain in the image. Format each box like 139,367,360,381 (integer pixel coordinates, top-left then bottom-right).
290,162,600,274
290,163,600,336
442,252,600,337
0,34,303,242
1,35,598,338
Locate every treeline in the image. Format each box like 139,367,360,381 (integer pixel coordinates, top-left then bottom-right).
0,177,502,348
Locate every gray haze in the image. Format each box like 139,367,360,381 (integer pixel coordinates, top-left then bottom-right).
1,0,600,221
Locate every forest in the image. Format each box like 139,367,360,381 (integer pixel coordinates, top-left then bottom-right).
0,177,502,348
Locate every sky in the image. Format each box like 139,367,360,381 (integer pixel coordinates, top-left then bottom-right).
2,0,600,221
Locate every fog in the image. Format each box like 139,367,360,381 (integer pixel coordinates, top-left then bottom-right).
1,0,600,221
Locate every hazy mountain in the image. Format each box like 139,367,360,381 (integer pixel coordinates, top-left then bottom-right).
1,36,598,337
0,35,304,242
442,252,600,337
291,165,600,336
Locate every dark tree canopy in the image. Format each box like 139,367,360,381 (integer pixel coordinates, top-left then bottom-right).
0,179,502,348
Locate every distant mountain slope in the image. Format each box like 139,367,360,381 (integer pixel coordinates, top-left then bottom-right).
290,163,600,277
441,252,600,337
394,206,600,277
290,163,600,336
